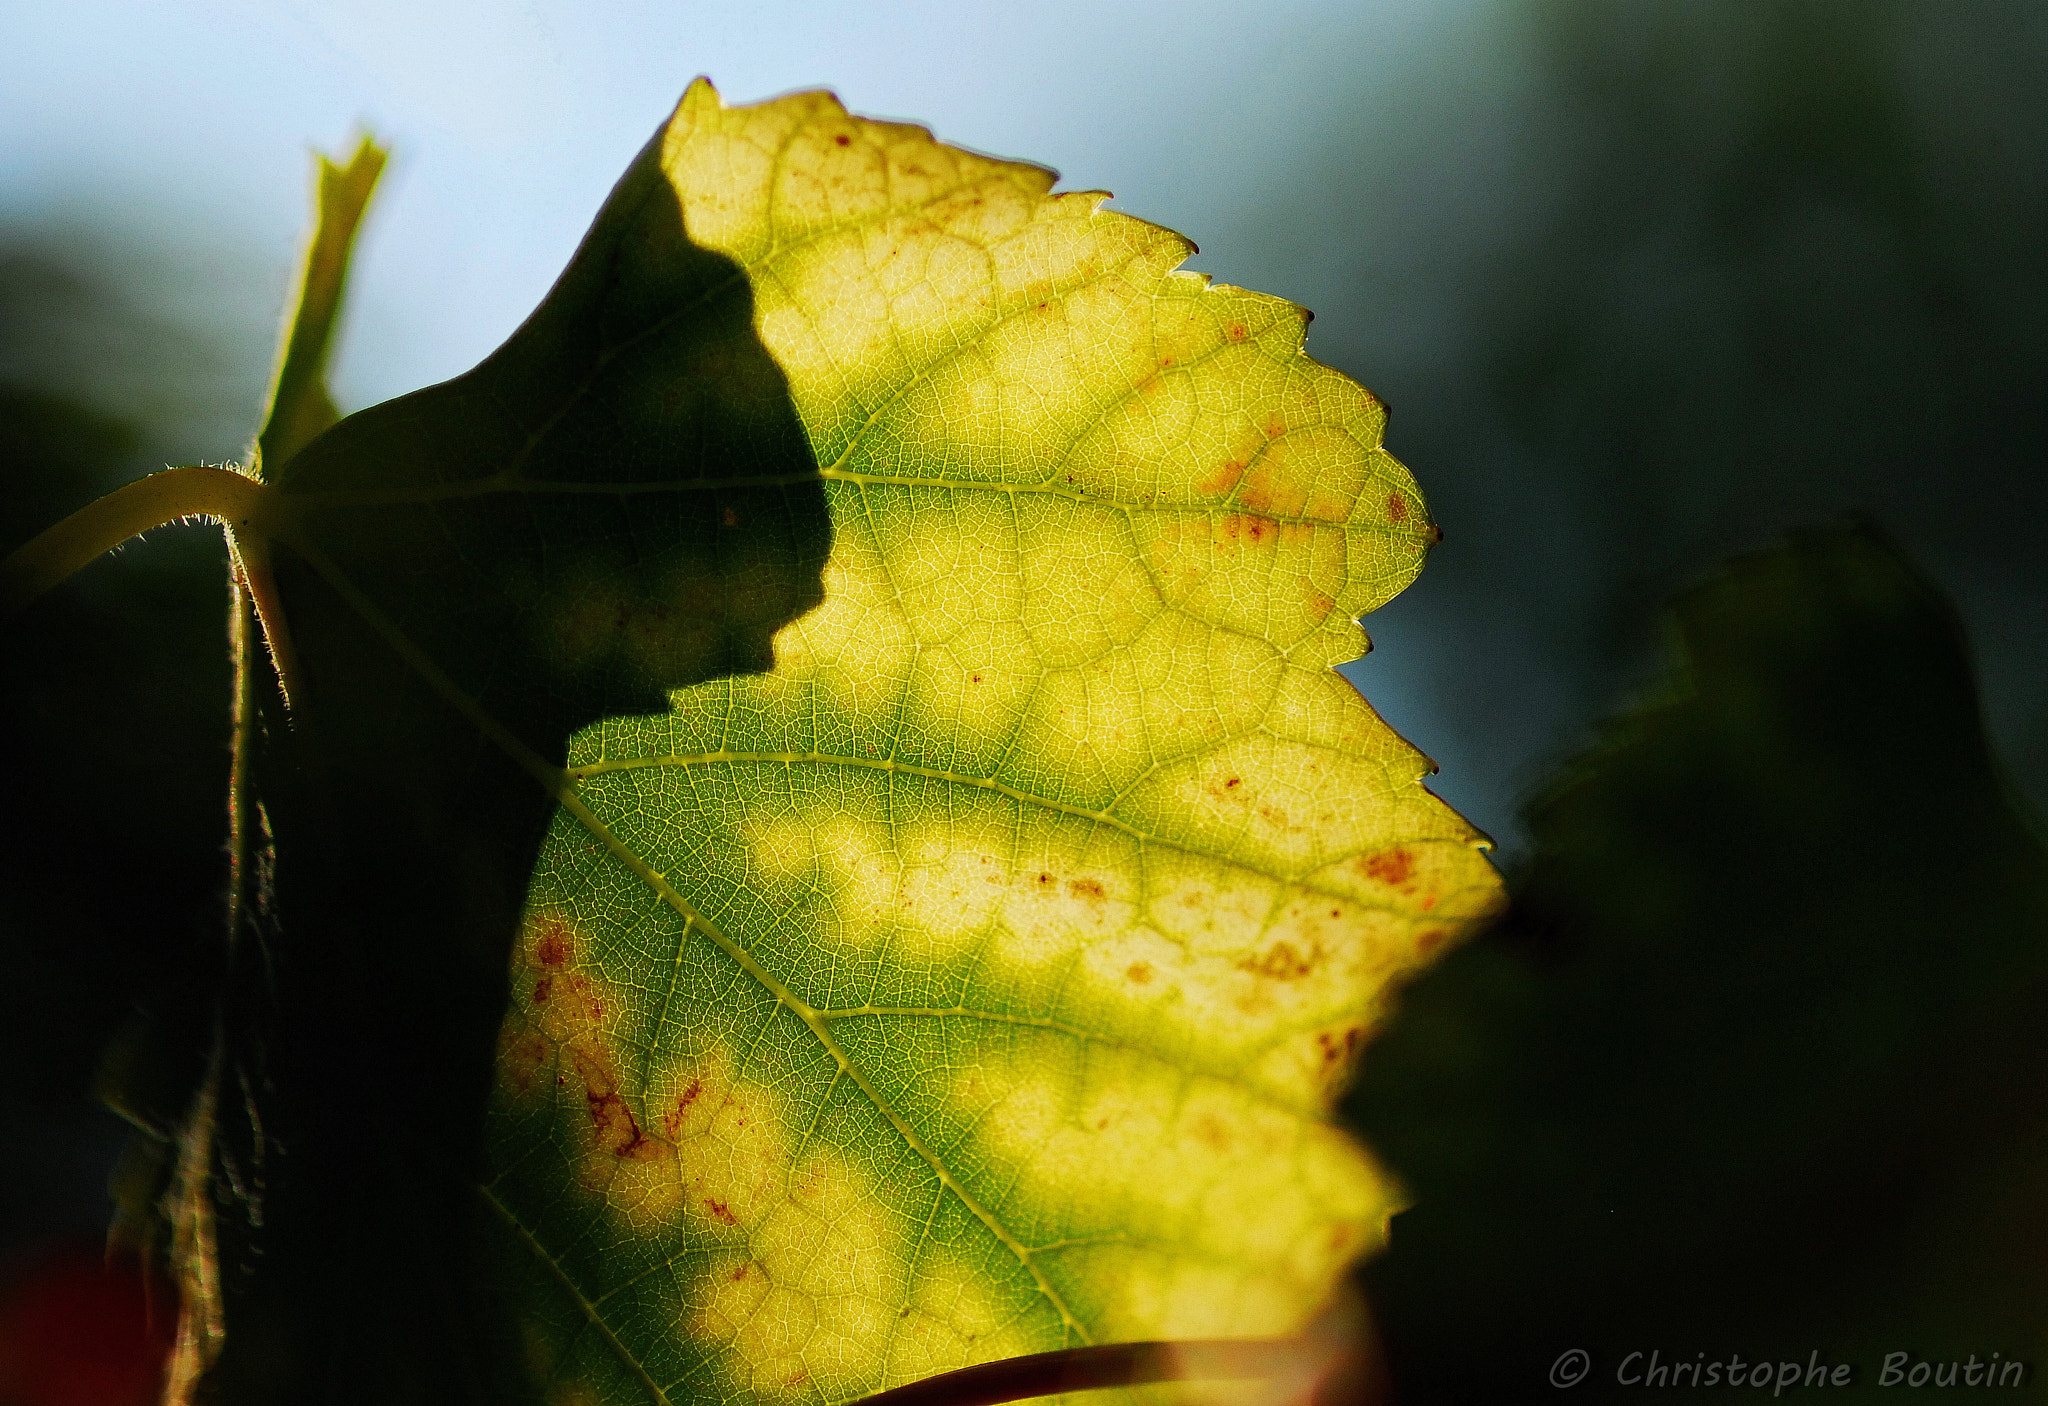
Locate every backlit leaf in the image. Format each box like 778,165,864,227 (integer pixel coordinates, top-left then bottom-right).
474,81,1500,1404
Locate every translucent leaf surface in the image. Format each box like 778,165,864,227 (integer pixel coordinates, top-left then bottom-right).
479,81,1501,1404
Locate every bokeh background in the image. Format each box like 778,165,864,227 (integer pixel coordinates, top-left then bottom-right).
2,0,2044,1400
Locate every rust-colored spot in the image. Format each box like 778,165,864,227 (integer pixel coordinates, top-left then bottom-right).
1126,962,1153,985
722,506,741,528
834,134,851,147
1316,1027,1365,1069
1225,776,1242,789
1068,878,1106,902
1387,493,1408,522
1095,1117,1110,1131
661,1078,705,1140
1416,928,1449,955
1037,872,1053,885
733,1263,751,1282
586,1088,651,1160
1192,1116,1230,1152
1306,587,1335,619
531,977,553,1005
535,921,571,968
1239,940,1322,981
564,973,606,1023
1198,458,1246,496
1214,513,1277,548
704,1198,738,1226
1361,849,1415,886
971,674,982,684
1226,322,1247,341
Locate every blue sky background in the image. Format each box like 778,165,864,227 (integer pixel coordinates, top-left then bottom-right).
0,0,1546,830
0,0,1471,413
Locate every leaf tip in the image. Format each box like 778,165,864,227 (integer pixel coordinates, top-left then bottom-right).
681,74,722,110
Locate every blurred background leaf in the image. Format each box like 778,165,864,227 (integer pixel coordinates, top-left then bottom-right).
1351,522,2048,1399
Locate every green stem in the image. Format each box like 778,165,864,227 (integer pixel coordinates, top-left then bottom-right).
0,465,285,612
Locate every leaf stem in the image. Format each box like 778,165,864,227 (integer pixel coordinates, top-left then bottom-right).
850,1339,1308,1406
0,465,282,611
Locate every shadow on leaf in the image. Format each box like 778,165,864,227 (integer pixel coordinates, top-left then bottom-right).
169,124,830,1403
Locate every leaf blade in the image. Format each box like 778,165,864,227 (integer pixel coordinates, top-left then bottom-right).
482,81,1501,1405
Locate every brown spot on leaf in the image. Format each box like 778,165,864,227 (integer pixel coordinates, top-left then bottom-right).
585,1088,653,1160
1361,849,1415,886
1068,877,1105,902
1239,940,1323,981
1213,513,1277,548
1316,1027,1365,1071
1126,962,1153,985
535,919,572,968
1198,458,1246,496
1192,1116,1231,1152
834,133,851,147
531,977,552,1005
662,1078,706,1140
1387,493,1408,522
722,506,741,528
704,1198,738,1226
1416,928,1449,955
1226,322,1247,341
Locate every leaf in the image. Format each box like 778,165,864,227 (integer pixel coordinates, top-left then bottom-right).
470,81,1500,1404
23,78,1496,1403
1349,524,2048,1400
257,134,388,476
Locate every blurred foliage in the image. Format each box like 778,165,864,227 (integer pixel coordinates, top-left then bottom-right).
1335,0,2048,842
0,239,240,1261
1353,523,2048,1400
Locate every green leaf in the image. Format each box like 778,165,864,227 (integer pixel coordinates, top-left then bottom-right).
258,135,387,476
470,81,1500,1403
34,77,1497,1404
